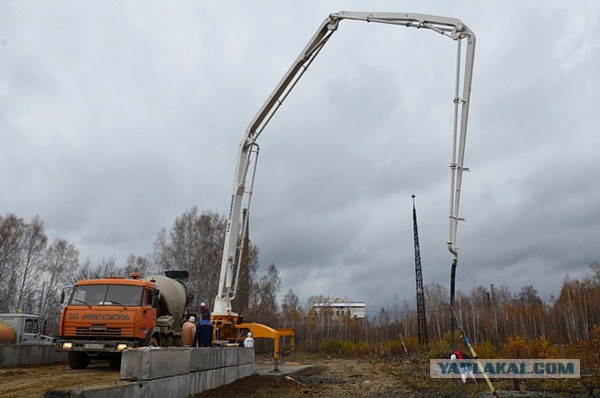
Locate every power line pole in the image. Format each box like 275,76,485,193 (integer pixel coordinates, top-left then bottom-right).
412,195,429,345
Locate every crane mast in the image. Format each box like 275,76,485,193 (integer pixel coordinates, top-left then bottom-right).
412,195,429,346
213,11,476,328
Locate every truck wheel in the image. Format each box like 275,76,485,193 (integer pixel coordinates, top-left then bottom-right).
149,336,159,347
68,351,91,370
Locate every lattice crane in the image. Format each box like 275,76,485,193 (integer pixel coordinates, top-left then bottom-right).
412,195,429,345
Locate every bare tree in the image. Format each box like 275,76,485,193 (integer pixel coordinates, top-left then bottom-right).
424,282,450,339
95,257,120,277
39,239,79,333
306,294,328,309
124,254,153,276
281,289,303,329
399,299,416,340
469,285,488,342
248,263,281,326
16,216,48,311
0,214,25,312
235,232,259,317
0,214,48,313
152,207,261,312
153,207,225,306
589,260,600,284
70,258,95,283
377,307,391,342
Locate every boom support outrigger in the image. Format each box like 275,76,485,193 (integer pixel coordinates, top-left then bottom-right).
212,10,477,375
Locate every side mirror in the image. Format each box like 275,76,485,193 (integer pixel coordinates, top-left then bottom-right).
60,291,65,304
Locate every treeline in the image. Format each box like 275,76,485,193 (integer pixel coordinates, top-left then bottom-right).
279,266,600,352
1,209,598,355
0,208,268,334
0,214,79,333
251,267,600,358
420,270,600,345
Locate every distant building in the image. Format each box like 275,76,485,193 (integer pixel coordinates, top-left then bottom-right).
312,298,366,319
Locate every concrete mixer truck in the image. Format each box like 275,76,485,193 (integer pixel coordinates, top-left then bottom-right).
56,270,194,369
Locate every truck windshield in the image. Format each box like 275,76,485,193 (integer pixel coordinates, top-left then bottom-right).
69,284,143,306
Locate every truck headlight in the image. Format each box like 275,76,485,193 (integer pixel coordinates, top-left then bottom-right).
62,342,73,349
117,343,129,351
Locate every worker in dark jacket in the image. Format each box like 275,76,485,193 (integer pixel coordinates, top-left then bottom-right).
199,302,211,318
195,313,213,347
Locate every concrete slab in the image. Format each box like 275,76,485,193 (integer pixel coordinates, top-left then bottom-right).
0,344,67,366
46,348,256,398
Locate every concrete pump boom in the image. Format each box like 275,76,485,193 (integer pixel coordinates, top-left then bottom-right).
213,11,476,318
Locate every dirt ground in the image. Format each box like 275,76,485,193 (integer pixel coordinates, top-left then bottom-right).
195,357,423,398
194,355,597,398
0,362,130,398
0,355,596,397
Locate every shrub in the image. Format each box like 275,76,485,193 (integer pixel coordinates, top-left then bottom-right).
427,335,453,359
528,336,559,359
501,335,528,358
349,341,372,357
590,325,600,366
382,339,407,357
502,335,559,359
563,325,600,368
473,339,498,359
319,338,344,357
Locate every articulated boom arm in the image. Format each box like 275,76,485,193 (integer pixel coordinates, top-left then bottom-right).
213,11,476,316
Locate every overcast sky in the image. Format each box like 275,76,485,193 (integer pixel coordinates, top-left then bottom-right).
1,1,599,314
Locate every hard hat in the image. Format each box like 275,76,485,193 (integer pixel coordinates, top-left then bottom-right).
247,332,252,337
189,316,196,323
200,302,206,307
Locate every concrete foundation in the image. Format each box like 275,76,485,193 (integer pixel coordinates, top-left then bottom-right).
0,343,67,366
45,347,255,398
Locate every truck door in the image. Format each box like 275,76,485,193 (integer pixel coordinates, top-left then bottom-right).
139,289,157,340
20,317,40,343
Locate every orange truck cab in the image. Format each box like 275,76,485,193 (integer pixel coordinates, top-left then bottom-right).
56,271,192,369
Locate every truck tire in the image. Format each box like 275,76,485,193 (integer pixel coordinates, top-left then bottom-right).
149,336,159,347
68,351,91,370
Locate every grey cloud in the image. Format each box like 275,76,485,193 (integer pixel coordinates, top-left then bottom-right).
1,1,598,313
